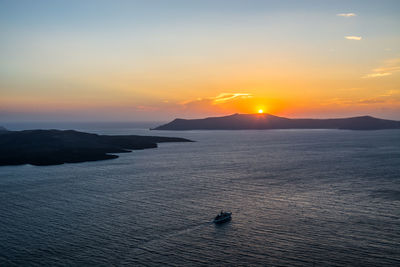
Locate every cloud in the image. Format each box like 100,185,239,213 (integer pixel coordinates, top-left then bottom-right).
363,58,400,78
213,93,253,103
337,13,356,17
362,73,392,78
358,92,400,104
358,98,386,104
345,36,362,40
181,93,252,106
324,90,400,106
373,60,400,73
175,93,254,116
380,90,399,97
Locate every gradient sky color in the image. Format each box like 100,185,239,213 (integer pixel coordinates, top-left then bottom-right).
1,0,400,121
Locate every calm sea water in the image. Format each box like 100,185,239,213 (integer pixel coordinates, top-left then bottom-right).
0,126,399,266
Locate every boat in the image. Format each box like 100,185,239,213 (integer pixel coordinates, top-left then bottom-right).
213,211,232,224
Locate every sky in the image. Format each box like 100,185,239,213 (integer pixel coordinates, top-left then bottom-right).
1,0,400,121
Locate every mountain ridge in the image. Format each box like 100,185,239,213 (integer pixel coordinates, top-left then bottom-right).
152,113,400,131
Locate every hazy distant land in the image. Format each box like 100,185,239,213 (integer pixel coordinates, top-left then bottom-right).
153,113,400,131
0,129,192,166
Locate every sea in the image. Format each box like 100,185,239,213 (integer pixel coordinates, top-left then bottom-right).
0,122,399,266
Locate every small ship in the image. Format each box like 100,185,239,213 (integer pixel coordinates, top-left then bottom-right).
213,211,232,224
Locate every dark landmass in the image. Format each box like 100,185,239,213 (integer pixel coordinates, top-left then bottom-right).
0,129,192,166
153,113,400,131
0,126,7,132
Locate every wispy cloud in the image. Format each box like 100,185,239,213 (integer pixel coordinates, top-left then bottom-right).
374,64,400,73
324,90,400,106
213,93,252,103
358,91,400,104
345,36,362,40
337,13,356,17
358,98,386,104
363,58,400,78
363,73,392,78
179,93,253,108
380,90,399,97
180,93,252,106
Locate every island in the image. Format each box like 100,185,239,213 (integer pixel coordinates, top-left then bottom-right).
0,129,192,166
152,113,400,131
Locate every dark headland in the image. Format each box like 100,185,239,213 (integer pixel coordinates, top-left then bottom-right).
0,129,192,166
153,113,400,131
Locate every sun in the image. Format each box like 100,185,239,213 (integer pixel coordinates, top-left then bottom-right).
258,109,264,114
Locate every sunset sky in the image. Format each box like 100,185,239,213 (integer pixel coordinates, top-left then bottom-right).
1,0,400,121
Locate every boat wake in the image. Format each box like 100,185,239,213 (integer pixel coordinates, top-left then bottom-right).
133,221,213,251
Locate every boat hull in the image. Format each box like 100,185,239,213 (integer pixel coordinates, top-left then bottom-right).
213,213,232,224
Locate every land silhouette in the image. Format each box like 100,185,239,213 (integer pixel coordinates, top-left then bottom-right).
0,129,192,166
153,113,400,131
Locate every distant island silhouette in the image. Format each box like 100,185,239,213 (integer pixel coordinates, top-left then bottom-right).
0,129,192,166
153,113,400,131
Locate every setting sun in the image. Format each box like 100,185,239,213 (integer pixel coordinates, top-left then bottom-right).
258,109,264,114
